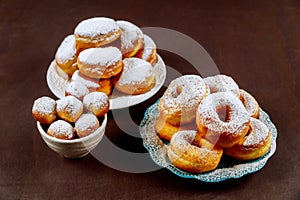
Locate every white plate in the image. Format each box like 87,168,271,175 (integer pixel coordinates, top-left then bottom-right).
46,55,166,110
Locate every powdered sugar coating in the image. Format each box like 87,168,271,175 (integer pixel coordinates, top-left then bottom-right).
204,75,240,97
71,70,100,90
56,96,83,121
55,35,76,63
117,20,143,53
83,92,109,115
197,92,250,135
239,89,260,117
47,120,74,140
243,118,269,146
141,34,156,60
65,81,89,100
74,17,119,38
159,75,208,116
75,113,99,137
78,47,122,66
32,96,56,115
118,58,153,86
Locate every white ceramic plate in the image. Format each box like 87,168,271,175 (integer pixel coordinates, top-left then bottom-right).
46,55,166,110
139,100,278,182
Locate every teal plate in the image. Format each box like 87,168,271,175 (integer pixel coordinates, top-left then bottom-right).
139,100,278,182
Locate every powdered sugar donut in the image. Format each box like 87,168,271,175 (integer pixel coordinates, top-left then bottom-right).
135,34,157,65
224,117,271,160
239,89,260,118
204,74,240,97
71,70,112,95
158,75,209,126
65,81,89,100
168,130,223,173
56,96,83,123
47,120,75,140
74,17,121,50
32,96,57,124
112,57,155,95
77,47,123,79
55,34,78,77
83,92,110,117
116,20,144,58
75,113,100,138
196,92,250,148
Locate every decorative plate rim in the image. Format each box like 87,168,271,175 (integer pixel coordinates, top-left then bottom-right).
46,54,166,110
139,100,278,182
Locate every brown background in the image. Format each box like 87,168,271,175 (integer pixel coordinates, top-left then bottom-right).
1,0,299,199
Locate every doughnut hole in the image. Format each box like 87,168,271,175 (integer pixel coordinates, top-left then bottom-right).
216,105,231,122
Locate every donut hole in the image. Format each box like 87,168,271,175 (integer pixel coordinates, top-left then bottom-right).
171,86,183,98
216,105,231,122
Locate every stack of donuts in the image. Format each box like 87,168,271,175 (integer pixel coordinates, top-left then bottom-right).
156,74,271,173
54,17,158,96
32,91,109,139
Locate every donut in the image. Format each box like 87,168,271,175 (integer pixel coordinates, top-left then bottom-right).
71,70,112,95
112,57,155,95
135,34,158,66
239,89,260,118
155,115,197,141
75,113,100,138
167,130,223,173
77,47,123,79
65,81,89,100
56,96,83,123
55,34,78,77
32,96,57,124
196,92,250,148
83,92,110,117
74,17,121,50
203,74,240,97
224,117,271,160
116,20,144,58
158,75,209,126
47,120,75,140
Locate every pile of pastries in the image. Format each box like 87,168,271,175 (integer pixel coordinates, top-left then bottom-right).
32,91,109,139
54,17,158,96
156,74,271,173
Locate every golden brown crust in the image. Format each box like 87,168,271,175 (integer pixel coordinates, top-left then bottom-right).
155,115,197,141
32,97,57,124
167,130,223,173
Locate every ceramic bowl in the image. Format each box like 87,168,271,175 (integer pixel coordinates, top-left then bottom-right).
37,114,107,158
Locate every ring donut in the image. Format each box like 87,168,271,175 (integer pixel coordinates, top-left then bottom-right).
196,92,250,148
224,117,271,160
158,75,209,126
167,130,223,173
204,74,240,97
239,89,260,118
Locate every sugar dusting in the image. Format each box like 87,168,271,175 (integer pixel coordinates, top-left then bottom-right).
32,96,56,114
55,35,76,63
75,113,99,133
159,75,208,115
204,75,239,96
117,20,143,52
197,92,250,135
56,96,83,116
243,118,269,146
65,81,89,99
48,120,74,139
239,89,259,117
83,92,109,111
74,17,119,38
71,70,100,90
118,58,153,86
141,34,156,60
78,47,122,66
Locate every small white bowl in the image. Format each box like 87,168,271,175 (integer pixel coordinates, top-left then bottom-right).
37,114,107,158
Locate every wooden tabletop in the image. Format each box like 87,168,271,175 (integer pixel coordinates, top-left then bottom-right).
1,0,299,199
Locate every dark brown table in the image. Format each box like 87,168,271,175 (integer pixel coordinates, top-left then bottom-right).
1,0,299,199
